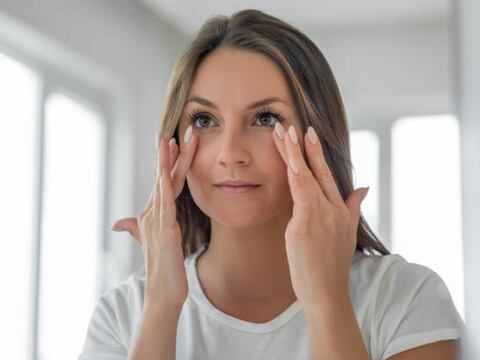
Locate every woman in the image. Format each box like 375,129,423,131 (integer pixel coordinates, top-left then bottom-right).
79,9,463,360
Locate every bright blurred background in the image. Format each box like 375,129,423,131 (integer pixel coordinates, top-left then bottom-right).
0,0,478,359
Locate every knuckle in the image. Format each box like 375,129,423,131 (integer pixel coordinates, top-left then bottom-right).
139,211,151,227
295,171,308,186
318,166,333,182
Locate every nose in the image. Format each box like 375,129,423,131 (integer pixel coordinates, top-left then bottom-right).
216,128,251,167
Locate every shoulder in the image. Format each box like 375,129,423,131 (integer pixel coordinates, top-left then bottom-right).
352,252,463,360
352,250,450,299
360,252,456,314
350,250,410,295
105,264,146,304
103,264,146,316
85,266,145,349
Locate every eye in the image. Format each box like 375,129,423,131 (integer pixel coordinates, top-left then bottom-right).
186,105,286,131
251,106,285,127
186,107,216,131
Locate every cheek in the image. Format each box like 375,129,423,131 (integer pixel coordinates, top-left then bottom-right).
265,149,287,181
185,149,210,190
184,143,218,204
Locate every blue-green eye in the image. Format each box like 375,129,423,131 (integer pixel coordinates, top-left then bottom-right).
187,105,286,131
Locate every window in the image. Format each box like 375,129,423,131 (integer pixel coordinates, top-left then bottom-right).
38,94,105,359
350,130,380,236
391,114,464,321
0,50,107,359
0,50,39,360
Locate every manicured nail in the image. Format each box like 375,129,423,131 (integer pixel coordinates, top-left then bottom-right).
274,122,285,140
307,126,319,144
169,137,176,152
184,125,192,144
288,125,298,145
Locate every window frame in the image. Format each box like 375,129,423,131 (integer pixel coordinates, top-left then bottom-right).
0,38,113,360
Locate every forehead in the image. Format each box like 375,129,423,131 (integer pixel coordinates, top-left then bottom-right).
187,47,293,107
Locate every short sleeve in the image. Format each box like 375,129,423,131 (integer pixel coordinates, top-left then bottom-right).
78,295,128,360
372,259,463,360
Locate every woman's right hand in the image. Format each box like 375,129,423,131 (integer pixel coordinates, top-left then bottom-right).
112,127,197,310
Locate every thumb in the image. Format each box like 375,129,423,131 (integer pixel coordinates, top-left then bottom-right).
112,218,139,238
359,186,369,205
112,218,142,248
346,187,369,228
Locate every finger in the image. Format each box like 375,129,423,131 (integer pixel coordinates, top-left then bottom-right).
171,125,197,197
169,137,178,170
159,134,177,229
172,144,179,164
112,217,135,233
111,218,142,245
273,122,309,174
272,122,289,166
142,132,169,215
153,133,163,229
146,131,178,207
284,124,322,206
304,126,344,206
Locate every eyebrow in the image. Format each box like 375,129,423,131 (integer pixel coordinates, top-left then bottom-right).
186,96,289,110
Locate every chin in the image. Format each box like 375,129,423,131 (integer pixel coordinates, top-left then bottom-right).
207,204,284,227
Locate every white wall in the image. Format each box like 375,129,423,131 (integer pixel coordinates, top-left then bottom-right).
307,18,452,125
0,0,186,288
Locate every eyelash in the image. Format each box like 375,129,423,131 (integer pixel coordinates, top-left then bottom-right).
186,105,286,131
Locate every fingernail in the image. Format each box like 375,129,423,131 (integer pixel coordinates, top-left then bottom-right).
169,137,176,152
184,125,192,144
307,126,319,144
288,125,298,145
111,225,122,232
274,122,285,140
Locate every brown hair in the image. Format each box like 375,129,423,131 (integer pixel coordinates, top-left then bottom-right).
158,9,390,258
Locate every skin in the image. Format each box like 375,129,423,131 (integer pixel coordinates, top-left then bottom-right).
176,47,306,318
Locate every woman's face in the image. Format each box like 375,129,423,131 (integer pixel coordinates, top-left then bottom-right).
178,47,305,226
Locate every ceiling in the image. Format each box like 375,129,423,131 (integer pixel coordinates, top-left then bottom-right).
136,0,450,37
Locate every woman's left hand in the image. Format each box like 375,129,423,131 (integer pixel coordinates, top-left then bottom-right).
272,122,369,308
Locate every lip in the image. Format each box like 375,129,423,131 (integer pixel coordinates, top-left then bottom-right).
215,184,261,194
214,179,261,186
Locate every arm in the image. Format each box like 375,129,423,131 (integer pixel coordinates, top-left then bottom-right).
128,301,182,360
304,293,370,360
387,340,458,360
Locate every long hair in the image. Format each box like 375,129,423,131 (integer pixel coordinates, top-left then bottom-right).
158,9,390,258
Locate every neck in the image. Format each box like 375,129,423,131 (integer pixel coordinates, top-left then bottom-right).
196,205,296,302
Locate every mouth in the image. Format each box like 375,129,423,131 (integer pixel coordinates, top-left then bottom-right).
214,184,262,194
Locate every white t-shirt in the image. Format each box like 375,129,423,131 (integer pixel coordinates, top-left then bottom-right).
79,244,464,360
